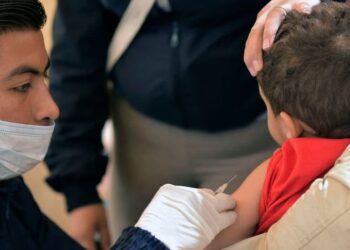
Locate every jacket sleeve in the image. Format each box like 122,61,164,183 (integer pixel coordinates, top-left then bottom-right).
111,227,169,250
45,0,118,211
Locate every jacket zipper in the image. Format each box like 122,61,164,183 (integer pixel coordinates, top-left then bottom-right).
170,21,179,48
170,21,187,127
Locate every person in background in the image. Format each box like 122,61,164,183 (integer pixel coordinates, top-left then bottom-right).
45,0,276,248
205,2,350,249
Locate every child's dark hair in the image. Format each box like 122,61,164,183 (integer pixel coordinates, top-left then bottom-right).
0,0,46,34
258,2,350,138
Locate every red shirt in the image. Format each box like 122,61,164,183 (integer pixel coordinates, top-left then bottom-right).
257,138,350,234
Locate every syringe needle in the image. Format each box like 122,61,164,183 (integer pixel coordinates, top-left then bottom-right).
214,175,237,194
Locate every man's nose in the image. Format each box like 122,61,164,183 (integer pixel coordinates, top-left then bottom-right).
33,83,60,123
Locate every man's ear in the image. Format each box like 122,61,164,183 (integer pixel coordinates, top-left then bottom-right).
278,112,303,139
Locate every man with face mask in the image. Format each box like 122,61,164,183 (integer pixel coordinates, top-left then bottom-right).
0,1,239,249
0,1,78,248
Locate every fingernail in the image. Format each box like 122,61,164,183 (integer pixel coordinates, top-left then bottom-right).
299,3,311,14
303,6,311,14
302,6,311,14
248,66,257,76
253,60,262,72
263,39,270,50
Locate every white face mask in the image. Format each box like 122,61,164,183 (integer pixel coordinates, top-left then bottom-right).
0,120,54,180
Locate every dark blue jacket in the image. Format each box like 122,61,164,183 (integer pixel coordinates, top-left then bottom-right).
112,227,168,250
45,0,268,211
0,177,83,250
0,177,168,249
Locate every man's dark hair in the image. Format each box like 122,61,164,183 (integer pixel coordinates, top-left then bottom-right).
258,2,350,138
0,0,46,34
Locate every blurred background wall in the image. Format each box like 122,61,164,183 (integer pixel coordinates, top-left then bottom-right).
22,0,70,233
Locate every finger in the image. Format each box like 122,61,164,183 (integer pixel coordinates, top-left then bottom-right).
70,229,96,250
80,239,97,250
262,7,288,50
218,211,238,229
201,188,215,196
158,183,175,192
99,225,111,250
214,193,236,212
244,0,278,76
244,25,264,76
293,2,312,14
256,1,275,19
293,0,321,13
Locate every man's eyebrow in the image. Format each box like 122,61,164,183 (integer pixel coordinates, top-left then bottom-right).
5,59,51,79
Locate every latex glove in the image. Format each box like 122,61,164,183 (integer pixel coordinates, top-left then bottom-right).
135,184,237,250
244,0,320,76
69,204,111,250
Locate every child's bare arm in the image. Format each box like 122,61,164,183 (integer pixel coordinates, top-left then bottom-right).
205,158,270,250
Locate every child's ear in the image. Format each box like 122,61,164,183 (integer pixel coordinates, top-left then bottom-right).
278,112,303,139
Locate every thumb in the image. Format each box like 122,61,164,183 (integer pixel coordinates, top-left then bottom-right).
99,224,111,250
214,193,236,212
80,239,97,250
218,211,237,230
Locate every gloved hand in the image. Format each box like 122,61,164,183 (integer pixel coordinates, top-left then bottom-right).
135,184,237,250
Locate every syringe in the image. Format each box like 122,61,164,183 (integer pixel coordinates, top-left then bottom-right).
214,175,237,194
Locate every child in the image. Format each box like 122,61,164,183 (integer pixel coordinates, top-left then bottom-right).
206,2,350,249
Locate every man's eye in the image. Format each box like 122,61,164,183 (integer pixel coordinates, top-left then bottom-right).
13,83,32,93
44,70,50,79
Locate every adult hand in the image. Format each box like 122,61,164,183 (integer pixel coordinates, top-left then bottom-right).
135,184,237,250
69,204,110,250
244,0,320,76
